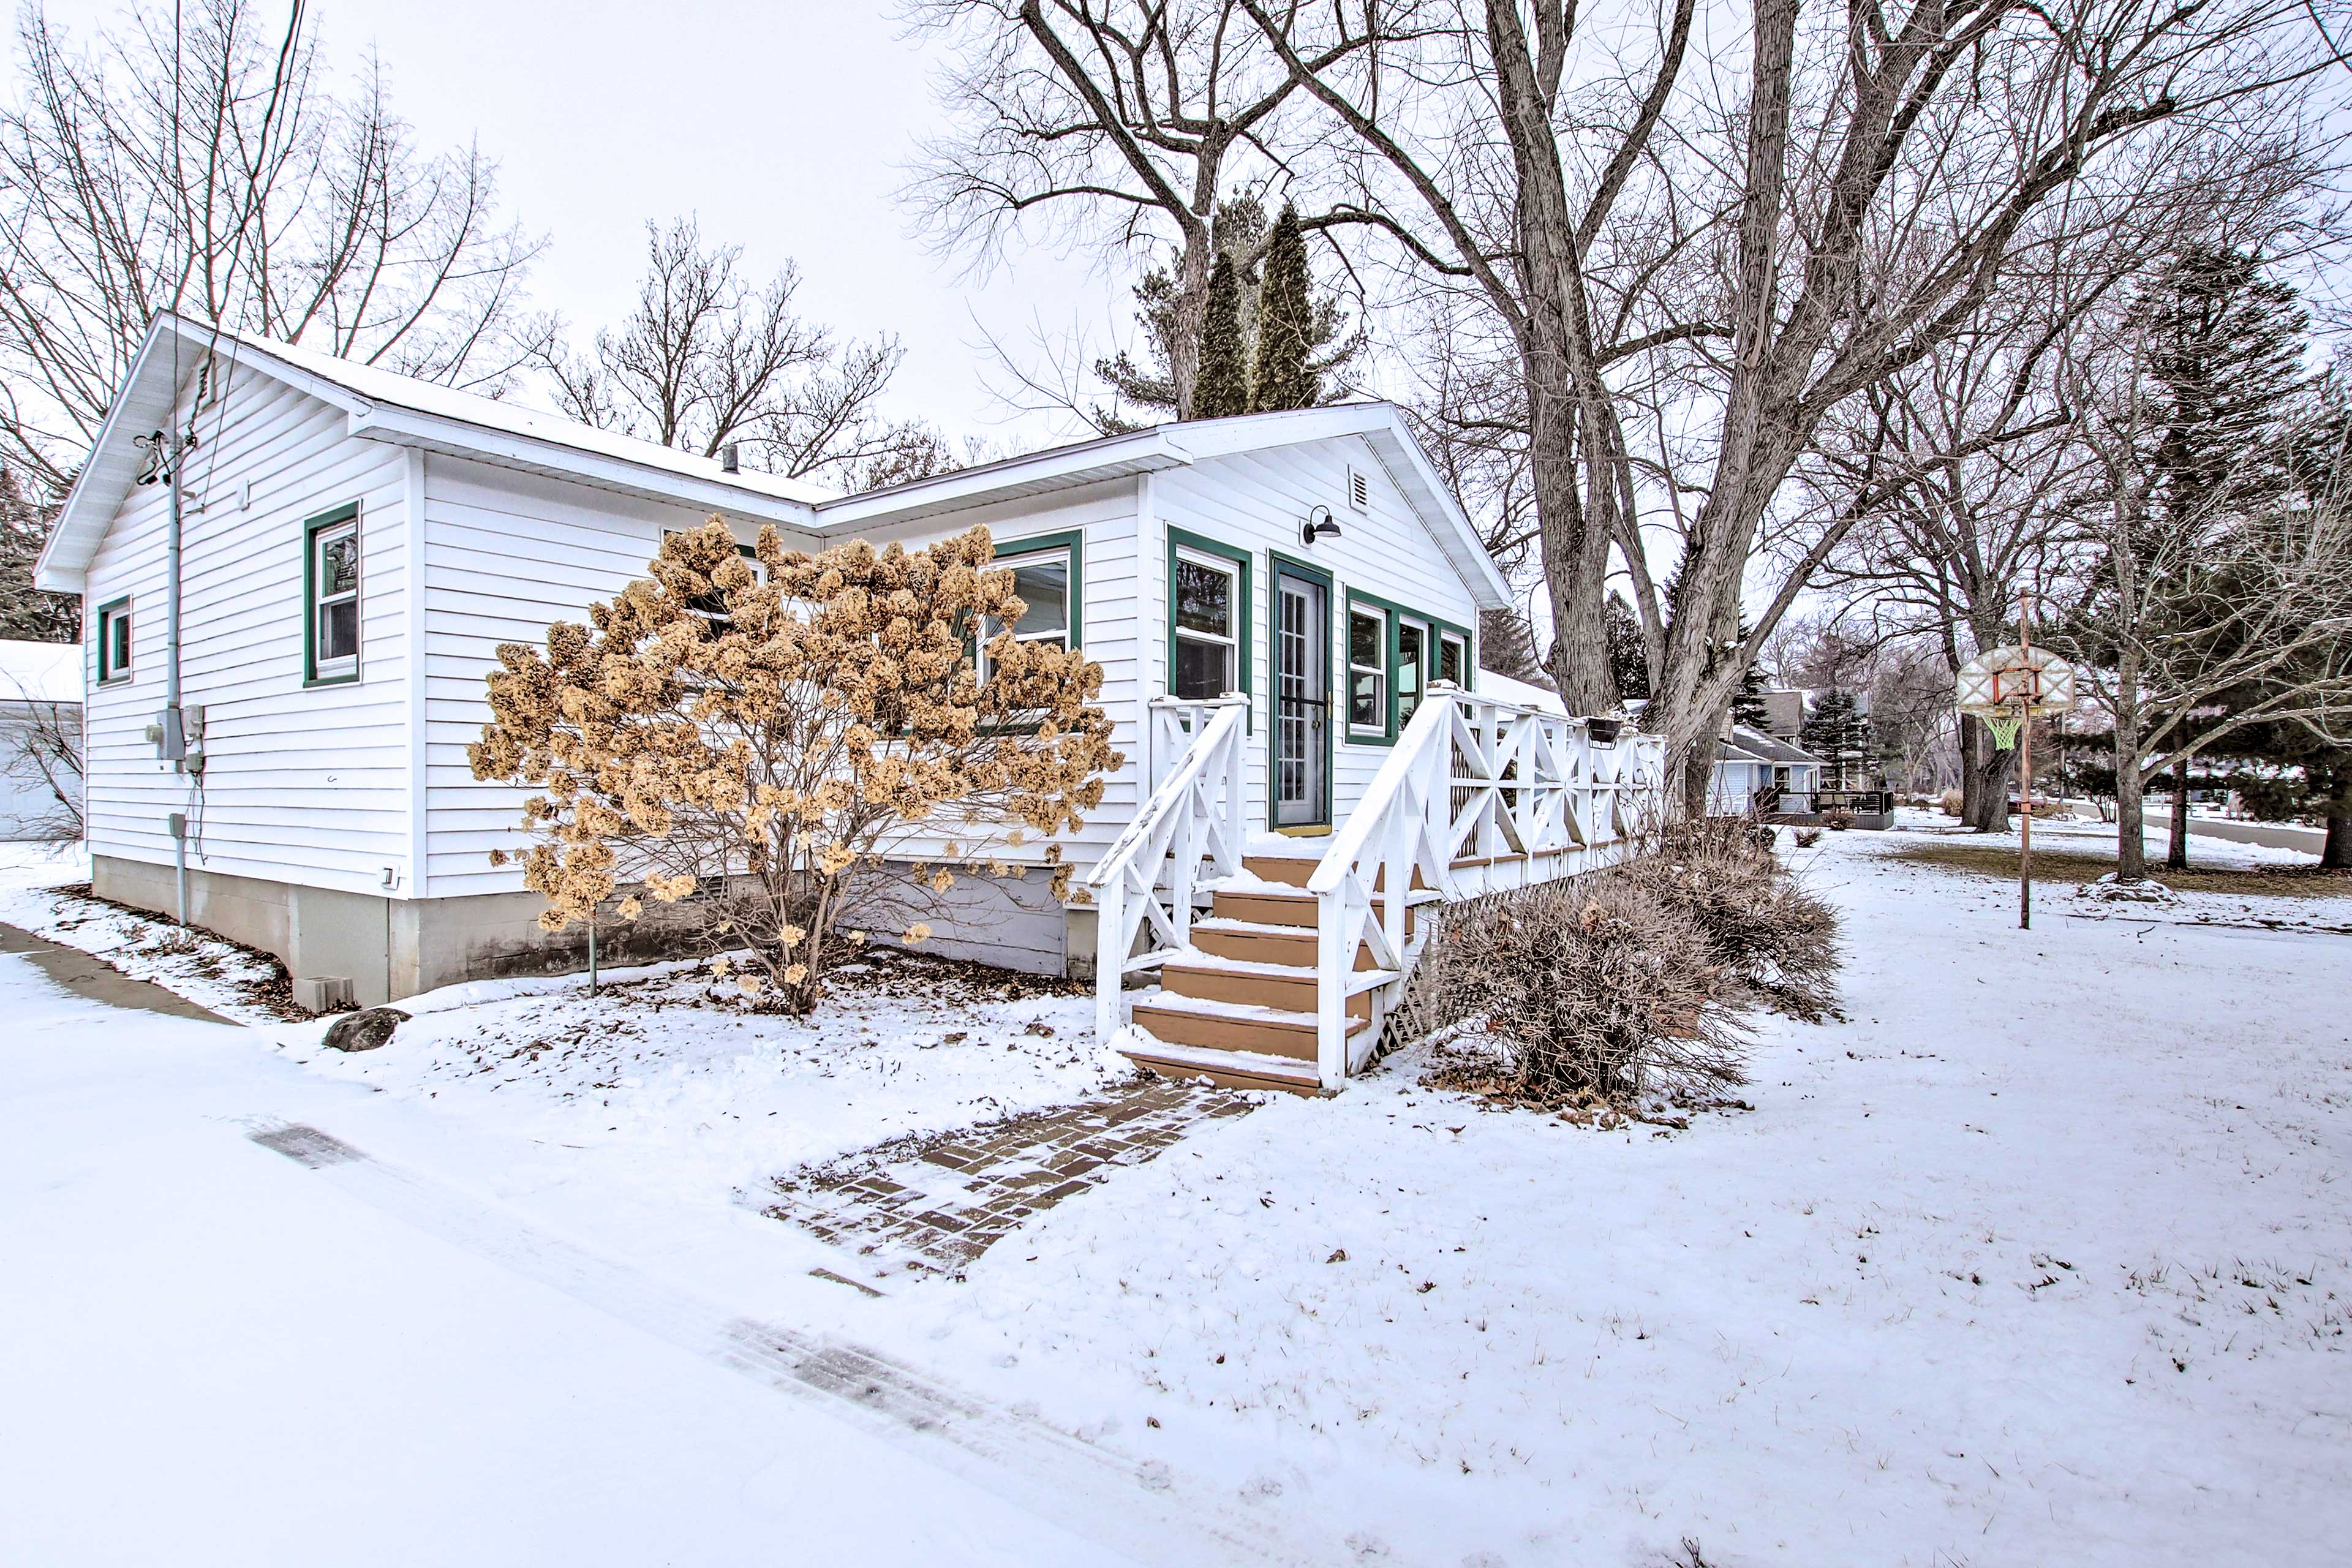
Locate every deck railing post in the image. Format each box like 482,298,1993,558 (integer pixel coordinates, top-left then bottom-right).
1095,873,1124,1042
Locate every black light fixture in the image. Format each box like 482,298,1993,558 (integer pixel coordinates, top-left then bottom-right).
1301,504,1342,547
1587,716,1624,744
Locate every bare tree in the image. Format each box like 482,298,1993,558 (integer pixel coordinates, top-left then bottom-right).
2061,334,2352,881
1805,316,2092,829
537,218,953,490
0,0,548,497
902,1,1381,420
1229,0,2344,805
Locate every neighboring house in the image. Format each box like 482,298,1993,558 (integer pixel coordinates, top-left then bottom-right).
1711,726,1825,816
0,640,83,840
37,314,1530,1037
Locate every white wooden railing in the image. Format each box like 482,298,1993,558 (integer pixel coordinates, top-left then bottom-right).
1084,696,1250,1042
1303,682,1665,1088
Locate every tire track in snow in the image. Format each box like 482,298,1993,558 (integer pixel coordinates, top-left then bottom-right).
244,1121,1307,1567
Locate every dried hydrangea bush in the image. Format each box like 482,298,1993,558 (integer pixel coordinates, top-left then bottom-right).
468,519,1120,1013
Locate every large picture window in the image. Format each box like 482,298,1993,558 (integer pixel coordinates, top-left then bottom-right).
304,504,361,685
96,598,132,684
1167,530,1250,704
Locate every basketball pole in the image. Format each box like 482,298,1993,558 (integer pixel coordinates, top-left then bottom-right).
2018,587,2034,932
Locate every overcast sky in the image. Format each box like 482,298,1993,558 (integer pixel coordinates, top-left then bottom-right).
44,0,1131,448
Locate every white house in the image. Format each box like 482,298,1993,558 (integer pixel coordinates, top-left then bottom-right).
42,314,1666,1091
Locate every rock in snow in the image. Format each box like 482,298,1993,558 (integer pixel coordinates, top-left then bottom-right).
324,1007,410,1052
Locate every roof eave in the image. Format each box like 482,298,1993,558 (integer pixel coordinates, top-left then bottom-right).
808,427,1193,530
344,405,824,529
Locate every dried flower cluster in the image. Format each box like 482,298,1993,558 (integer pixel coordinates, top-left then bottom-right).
469,520,1120,1013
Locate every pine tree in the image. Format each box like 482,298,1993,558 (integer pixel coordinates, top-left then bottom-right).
1730,647,1771,731
1800,688,1875,791
1605,593,1650,703
0,466,76,643
1477,607,1544,683
1249,205,1316,412
1192,255,1251,419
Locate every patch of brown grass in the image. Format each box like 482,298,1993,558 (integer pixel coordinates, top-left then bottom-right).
1885,842,2352,898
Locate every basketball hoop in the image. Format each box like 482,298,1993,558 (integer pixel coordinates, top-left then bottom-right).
1955,645,2075,752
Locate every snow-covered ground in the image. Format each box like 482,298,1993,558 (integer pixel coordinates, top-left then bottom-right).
2,825,2346,1564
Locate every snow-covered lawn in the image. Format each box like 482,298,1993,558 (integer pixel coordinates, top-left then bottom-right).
2,821,2346,1564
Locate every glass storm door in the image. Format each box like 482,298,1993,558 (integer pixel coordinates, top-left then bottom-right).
1272,567,1330,828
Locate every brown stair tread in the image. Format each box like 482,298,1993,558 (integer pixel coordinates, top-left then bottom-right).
1120,1039,1322,1094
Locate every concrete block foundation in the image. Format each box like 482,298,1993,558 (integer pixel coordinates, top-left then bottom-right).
92,856,1098,1004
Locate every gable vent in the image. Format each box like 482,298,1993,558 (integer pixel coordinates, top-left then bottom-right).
1347,466,1370,511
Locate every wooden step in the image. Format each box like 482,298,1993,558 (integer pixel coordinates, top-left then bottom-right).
1119,1038,1323,1095
1210,884,1420,935
1126,992,1374,1063
1190,917,1380,972
1163,952,1376,1019
1243,856,1432,892
1243,854,1319,888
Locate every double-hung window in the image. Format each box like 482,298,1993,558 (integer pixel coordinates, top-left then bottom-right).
979,533,1080,680
1348,603,1387,734
1171,543,1245,701
96,598,133,684
304,504,361,684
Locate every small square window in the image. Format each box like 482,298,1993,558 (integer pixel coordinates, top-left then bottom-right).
96,599,133,683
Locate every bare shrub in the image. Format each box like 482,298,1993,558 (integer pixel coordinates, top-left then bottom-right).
1404,817,1844,1109
1409,877,1746,1107
1821,806,1858,831
1613,818,1844,1022
1941,786,1966,816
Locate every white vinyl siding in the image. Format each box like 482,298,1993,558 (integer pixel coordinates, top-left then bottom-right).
1147,436,1483,834
78,361,414,893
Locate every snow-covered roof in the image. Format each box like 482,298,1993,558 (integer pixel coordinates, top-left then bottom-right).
0,639,81,704
36,314,1512,612
1476,669,1569,714
1731,724,1820,766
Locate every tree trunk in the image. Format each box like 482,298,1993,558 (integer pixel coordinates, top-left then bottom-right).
1681,728,1720,818
2165,757,2191,872
2322,770,2352,870
2114,698,2147,882
1962,716,2014,833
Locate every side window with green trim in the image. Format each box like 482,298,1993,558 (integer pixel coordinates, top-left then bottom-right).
304,505,361,685
96,598,133,683
979,532,1083,681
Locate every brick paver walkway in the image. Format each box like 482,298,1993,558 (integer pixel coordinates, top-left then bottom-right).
762,1079,1258,1284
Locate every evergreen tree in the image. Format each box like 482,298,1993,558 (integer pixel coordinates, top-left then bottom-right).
0,466,76,643
1191,254,1251,419
1730,645,1771,731
1249,205,1316,412
1478,607,1544,683
1604,593,1650,703
1800,688,1876,791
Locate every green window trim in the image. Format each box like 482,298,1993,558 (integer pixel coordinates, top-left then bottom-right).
95,596,133,684
1166,527,1252,719
1265,549,1336,832
992,527,1085,653
302,502,363,687
1343,589,1475,745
